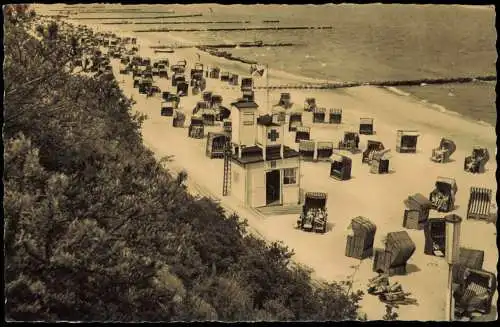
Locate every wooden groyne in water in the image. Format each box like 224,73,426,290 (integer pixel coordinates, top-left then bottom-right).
72,14,203,20
197,47,258,65
40,14,69,18
50,9,176,14
133,26,333,32
150,42,299,49
102,20,252,25
253,75,497,90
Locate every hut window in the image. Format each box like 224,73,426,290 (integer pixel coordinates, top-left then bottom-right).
243,112,255,126
283,168,297,185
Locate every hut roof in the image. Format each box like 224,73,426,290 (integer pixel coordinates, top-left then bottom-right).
231,100,258,110
257,114,280,126
232,145,299,165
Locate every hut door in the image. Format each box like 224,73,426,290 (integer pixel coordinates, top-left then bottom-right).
266,170,281,205
252,170,266,207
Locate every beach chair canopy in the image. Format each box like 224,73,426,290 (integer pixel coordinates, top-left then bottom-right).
174,74,186,82
406,193,433,209
348,216,377,235
196,101,209,110
472,146,489,162
195,63,204,71
167,94,180,102
158,58,169,66
317,142,334,150
174,110,185,119
435,177,457,195
365,140,384,151
439,138,457,155
218,107,231,120
305,98,316,105
162,100,175,108
399,130,420,137
304,192,327,210
191,116,204,125
344,132,359,141
299,140,315,151
241,77,253,88
141,79,152,86
385,231,416,265
211,95,223,103
331,152,348,163
372,148,392,160
296,126,310,133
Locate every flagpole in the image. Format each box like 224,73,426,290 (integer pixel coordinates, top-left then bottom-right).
266,63,269,113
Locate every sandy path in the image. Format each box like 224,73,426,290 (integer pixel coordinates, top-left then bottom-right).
40,9,498,321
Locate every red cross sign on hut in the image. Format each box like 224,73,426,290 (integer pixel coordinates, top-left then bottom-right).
268,129,279,142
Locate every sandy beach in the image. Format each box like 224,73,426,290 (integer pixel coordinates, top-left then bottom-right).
50,9,498,321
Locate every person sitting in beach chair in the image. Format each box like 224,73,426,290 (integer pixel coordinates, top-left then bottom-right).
464,146,490,174
429,177,457,213
338,132,360,153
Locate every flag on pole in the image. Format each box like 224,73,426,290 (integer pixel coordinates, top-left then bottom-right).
251,64,266,77
197,53,201,62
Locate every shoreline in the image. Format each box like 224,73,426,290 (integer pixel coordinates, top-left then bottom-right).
381,86,495,129
92,19,495,128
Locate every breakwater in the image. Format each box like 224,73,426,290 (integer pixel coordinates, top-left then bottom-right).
40,14,69,18
133,25,333,32
102,20,252,25
253,75,497,90
197,47,258,65
50,9,176,14
72,14,203,20
150,42,299,49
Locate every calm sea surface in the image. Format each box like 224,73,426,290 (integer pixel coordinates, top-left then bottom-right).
76,4,497,124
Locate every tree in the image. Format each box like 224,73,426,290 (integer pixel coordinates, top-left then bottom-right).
383,304,399,321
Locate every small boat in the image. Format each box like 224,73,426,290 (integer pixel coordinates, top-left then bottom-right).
154,48,174,54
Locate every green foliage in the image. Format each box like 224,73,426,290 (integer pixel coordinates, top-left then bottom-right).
4,19,365,322
383,304,399,321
